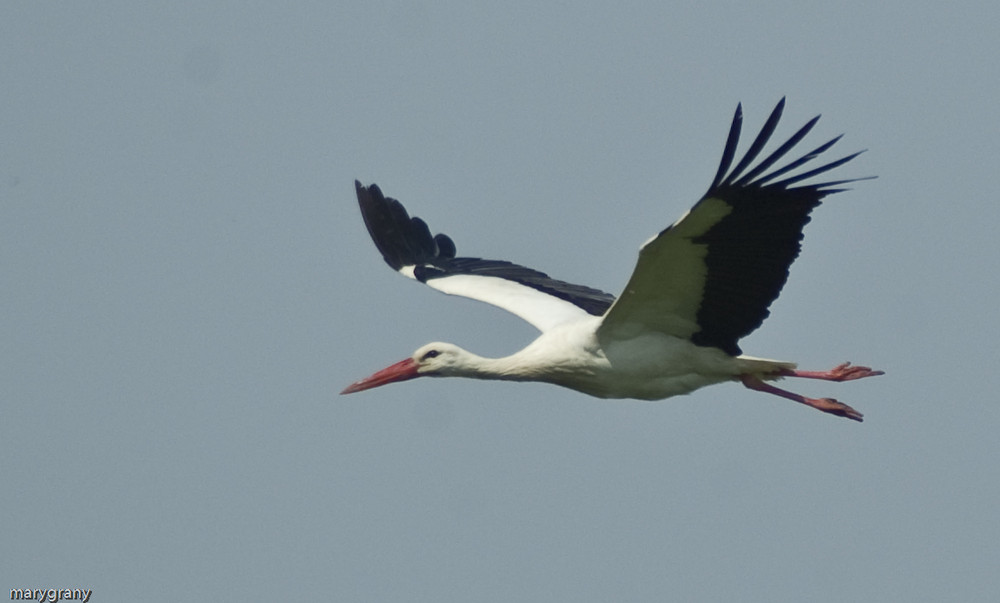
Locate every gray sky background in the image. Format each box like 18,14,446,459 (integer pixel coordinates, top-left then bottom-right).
3,2,999,601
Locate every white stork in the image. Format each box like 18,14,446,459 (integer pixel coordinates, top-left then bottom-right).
342,99,883,421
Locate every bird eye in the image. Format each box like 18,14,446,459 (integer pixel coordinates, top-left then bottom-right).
420,350,440,361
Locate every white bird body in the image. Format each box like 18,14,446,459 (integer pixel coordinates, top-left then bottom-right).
412,321,794,401
343,100,883,421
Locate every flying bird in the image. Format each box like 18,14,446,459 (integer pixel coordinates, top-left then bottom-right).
342,99,883,421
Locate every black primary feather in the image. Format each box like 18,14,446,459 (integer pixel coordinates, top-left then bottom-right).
688,98,870,355
355,181,617,316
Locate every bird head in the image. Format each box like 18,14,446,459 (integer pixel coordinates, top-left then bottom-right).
340,342,467,394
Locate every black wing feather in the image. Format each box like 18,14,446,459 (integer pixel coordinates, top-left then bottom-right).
688,100,869,355
708,104,744,191
725,98,785,184
354,181,616,316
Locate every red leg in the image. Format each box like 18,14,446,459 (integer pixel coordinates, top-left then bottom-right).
780,362,884,382
741,374,864,422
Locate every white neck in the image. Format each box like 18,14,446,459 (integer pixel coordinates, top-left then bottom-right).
444,339,595,385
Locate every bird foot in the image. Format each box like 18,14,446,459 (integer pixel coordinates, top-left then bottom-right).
740,374,865,422
806,396,864,422
783,362,884,382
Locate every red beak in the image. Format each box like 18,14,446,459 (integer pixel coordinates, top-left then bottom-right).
341,358,420,394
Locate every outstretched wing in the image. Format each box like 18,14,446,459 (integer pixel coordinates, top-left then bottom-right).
598,99,868,355
355,181,616,332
